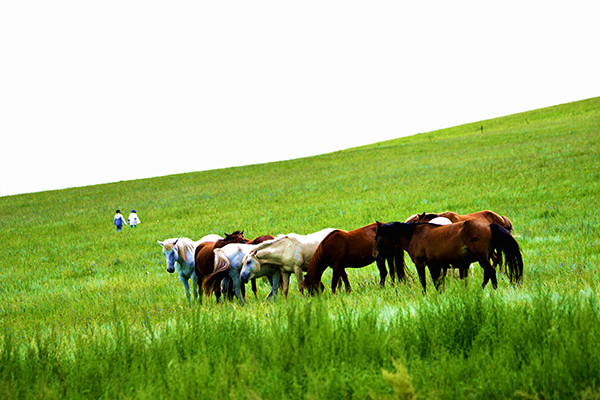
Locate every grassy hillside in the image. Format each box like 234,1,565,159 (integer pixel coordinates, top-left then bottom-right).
1,97,599,399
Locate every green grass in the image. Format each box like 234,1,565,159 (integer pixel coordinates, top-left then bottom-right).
1,97,600,399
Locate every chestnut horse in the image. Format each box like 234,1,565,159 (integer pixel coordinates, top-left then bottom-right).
303,223,405,295
405,210,514,272
374,220,523,293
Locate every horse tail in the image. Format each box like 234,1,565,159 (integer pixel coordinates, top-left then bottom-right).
394,248,413,282
490,223,523,285
202,249,231,296
502,216,514,233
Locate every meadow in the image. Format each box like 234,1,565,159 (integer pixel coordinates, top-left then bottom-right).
1,97,599,399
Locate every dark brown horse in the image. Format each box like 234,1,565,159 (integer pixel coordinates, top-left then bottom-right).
194,231,249,303
374,220,523,293
303,223,406,295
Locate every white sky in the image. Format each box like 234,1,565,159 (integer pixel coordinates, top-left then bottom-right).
1,1,598,197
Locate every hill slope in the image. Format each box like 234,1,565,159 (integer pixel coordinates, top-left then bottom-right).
1,97,599,399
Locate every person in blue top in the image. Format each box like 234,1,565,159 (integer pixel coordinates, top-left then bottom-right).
114,210,127,231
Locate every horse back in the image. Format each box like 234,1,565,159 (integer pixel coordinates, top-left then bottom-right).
439,210,506,227
321,224,377,264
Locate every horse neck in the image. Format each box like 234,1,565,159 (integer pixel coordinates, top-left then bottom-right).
177,238,196,264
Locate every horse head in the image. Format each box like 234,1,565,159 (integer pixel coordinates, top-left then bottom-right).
374,222,414,257
239,251,260,284
158,238,179,273
302,274,325,296
223,230,246,243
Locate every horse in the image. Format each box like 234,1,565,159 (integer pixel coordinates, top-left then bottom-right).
239,228,336,299
405,210,514,272
219,235,275,301
202,243,280,304
157,234,223,303
194,231,250,303
374,220,523,293
302,223,404,295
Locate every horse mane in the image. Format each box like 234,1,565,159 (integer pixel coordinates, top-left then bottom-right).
160,238,195,263
405,212,440,223
249,234,299,255
175,238,197,263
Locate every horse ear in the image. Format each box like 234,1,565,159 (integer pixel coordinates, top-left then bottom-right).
157,241,164,246
173,238,179,245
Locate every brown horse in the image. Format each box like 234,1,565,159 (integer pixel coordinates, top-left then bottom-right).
405,210,514,272
194,231,249,303
374,220,523,292
303,223,406,295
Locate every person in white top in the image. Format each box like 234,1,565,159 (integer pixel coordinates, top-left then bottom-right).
128,210,141,228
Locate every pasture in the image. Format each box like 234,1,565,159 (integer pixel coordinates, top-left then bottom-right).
1,97,599,399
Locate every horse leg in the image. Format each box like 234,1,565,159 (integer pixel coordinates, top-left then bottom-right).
341,269,352,293
429,264,444,292
376,257,388,288
331,269,340,294
180,275,192,304
267,270,283,301
281,272,291,297
387,255,396,285
191,274,199,303
416,263,427,293
251,278,258,298
454,262,470,288
294,266,305,294
230,271,245,306
197,275,205,305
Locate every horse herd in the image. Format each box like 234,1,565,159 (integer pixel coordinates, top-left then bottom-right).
157,210,523,305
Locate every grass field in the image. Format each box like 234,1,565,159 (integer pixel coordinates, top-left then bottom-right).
1,97,599,399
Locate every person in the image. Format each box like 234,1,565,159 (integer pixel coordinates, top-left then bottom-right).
114,210,127,231
128,209,141,228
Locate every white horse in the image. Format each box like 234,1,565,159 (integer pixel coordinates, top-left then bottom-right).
157,234,223,303
239,228,335,298
202,243,281,304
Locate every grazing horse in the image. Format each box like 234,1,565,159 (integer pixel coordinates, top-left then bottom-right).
302,223,404,295
202,243,280,304
239,228,336,298
374,220,523,293
157,234,223,303
220,235,275,301
405,210,514,272
194,231,250,303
